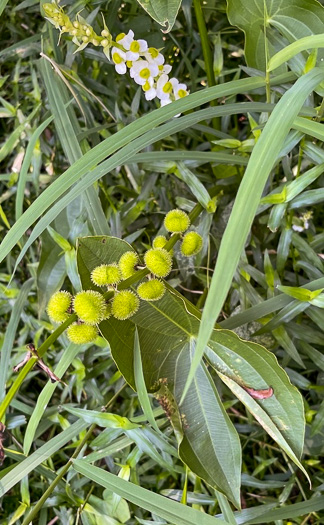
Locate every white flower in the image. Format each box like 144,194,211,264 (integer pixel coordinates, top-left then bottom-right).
144,47,164,66
170,78,189,99
160,99,172,107
116,29,148,61
156,74,173,101
111,46,127,74
159,64,172,75
142,78,156,101
130,60,159,86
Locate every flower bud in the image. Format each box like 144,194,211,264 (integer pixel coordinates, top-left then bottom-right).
67,323,98,344
91,263,121,286
73,290,106,325
164,209,190,233
180,231,203,257
111,290,140,320
47,291,72,324
144,248,172,278
137,279,165,301
118,251,139,279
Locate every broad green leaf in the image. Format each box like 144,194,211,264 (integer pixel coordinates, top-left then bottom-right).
268,33,324,72
216,373,309,483
184,68,324,407
227,0,324,71
135,0,182,32
72,460,231,525
77,235,306,503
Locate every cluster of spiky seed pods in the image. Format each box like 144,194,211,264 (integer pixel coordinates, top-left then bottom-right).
46,209,202,344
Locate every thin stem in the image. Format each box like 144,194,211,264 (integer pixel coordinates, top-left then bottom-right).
193,0,220,130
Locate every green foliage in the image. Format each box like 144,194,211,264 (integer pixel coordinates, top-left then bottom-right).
1,0,324,523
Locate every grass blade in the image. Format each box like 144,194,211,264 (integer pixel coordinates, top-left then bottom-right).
0,420,87,498
72,460,230,525
133,327,160,433
0,278,34,403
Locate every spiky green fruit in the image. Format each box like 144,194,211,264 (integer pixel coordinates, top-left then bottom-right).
67,323,98,344
111,290,140,320
73,290,106,325
164,209,190,233
137,279,165,301
119,251,139,279
47,291,72,323
91,263,121,286
144,248,172,278
153,235,173,255
181,231,203,257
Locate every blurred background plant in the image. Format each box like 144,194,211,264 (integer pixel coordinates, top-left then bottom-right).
0,1,324,524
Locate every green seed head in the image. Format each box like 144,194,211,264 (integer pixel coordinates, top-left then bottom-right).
73,290,106,325
164,209,190,233
152,235,173,255
67,323,98,344
137,279,165,301
111,290,140,320
91,263,121,286
144,248,172,278
47,291,72,324
181,231,203,257
102,303,112,320
118,251,139,279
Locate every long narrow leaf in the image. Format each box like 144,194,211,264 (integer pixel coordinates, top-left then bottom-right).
72,460,230,525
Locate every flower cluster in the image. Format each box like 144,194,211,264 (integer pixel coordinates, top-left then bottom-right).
46,209,203,344
43,2,189,107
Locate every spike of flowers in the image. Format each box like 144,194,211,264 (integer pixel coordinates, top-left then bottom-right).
73,290,106,325
91,263,121,286
118,251,139,279
47,291,72,324
67,323,98,344
42,3,188,107
137,279,165,301
144,248,172,278
181,231,203,257
111,290,140,320
164,209,190,234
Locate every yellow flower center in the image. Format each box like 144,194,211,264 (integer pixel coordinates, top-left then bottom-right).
126,60,133,68
139,68,151,79
113,52,123,64
163,81,173,94
148,47,159,58
143,81,151,91
116,32,125,42
158,65,163,71
130,41,140,53
178,89,188,98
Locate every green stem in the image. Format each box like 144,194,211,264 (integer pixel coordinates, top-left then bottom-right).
193,0,215,89
193,0,220,130
21,383,126,525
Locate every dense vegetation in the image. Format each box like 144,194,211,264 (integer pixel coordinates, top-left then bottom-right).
0,1,324,524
